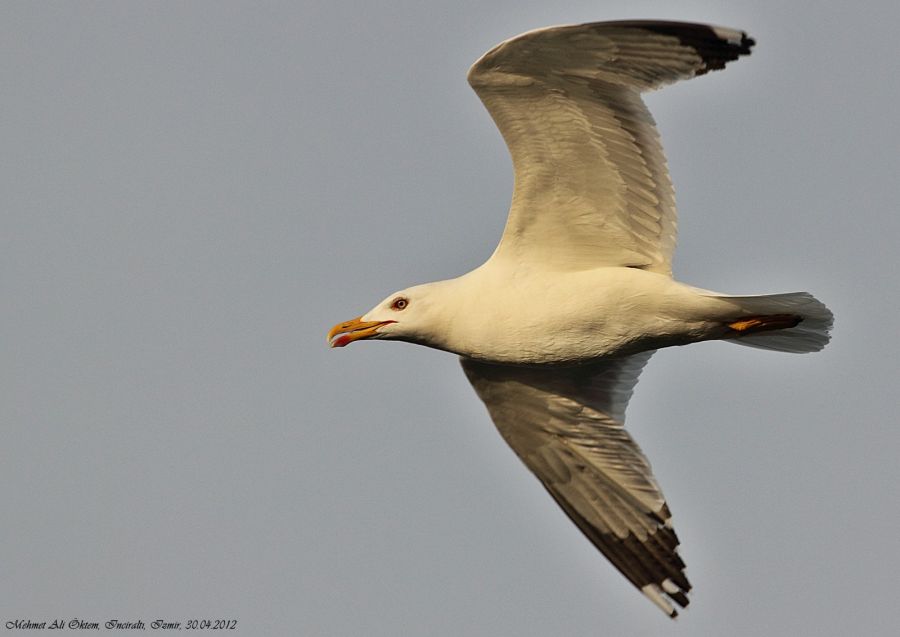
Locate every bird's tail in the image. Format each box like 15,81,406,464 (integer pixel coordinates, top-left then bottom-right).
710,291,834,353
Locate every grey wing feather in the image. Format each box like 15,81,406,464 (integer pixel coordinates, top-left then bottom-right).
468,20,753,273
461,353,690,617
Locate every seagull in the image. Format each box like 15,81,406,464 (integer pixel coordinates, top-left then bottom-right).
327,20,832,618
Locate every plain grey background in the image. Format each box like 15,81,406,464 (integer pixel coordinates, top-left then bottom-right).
3,1,898,635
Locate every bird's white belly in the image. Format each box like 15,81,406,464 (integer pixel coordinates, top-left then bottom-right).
447,267,729,365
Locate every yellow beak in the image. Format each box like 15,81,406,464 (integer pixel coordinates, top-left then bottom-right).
327,316,396,348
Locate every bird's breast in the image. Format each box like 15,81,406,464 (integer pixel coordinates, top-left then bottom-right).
445,267,682,365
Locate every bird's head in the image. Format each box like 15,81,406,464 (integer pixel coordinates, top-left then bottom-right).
327,283,449,349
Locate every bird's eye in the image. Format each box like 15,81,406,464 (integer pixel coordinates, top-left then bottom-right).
390,297,408,311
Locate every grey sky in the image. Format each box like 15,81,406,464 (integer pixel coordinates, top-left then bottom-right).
3,1,899,635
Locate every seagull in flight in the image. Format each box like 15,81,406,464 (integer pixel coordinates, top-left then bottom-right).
328,20,832,618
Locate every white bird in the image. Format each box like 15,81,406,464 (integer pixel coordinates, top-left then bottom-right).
327,20,832,618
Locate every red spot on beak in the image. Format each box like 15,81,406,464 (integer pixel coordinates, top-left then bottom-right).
327,316,397,348
332,334,353,348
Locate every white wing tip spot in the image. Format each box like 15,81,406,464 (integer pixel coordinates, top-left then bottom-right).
710,25,745,45
641,584,677,618
661,578,680,594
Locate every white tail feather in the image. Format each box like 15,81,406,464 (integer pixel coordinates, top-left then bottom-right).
712,292,834,353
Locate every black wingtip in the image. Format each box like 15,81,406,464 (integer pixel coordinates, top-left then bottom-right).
658,23,754,75
609,21,755,76
670,590,691,608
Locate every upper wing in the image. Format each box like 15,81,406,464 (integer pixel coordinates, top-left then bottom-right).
461,353,690,617
468,21,754,273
